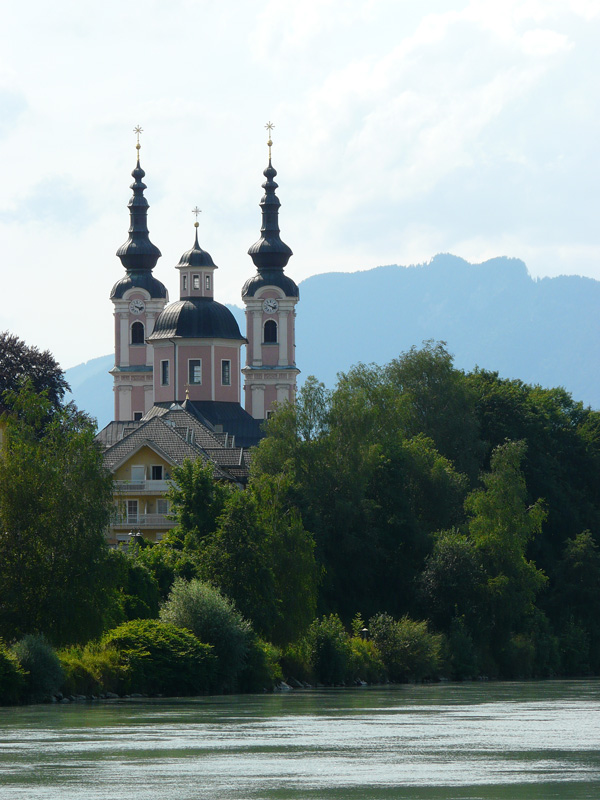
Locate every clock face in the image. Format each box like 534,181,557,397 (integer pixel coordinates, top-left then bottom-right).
129,299,145,315
262,298,279,313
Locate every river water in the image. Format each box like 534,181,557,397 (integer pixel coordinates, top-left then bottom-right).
0,680,599,799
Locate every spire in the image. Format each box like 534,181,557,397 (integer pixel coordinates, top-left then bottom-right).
176,207,217,270
116,125,162,272
247,121,293,271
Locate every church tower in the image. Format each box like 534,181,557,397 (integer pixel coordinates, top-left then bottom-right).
242,124,299,419
110,129,168,421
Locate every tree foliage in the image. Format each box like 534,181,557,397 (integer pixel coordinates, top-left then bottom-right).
0,384,113,645
0,331,68,411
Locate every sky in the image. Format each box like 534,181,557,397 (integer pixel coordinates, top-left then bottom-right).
0,0,598,369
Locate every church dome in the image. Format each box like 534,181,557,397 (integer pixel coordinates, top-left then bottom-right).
148,298,246,341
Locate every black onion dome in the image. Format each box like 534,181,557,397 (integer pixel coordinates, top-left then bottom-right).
116,159,162,272
148,298,246,341
177,229,217,269
247,160,293,271
110,272,168,300
242,270,299,298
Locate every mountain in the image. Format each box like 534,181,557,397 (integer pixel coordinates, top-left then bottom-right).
65,255,600,427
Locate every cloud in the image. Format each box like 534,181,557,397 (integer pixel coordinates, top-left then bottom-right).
0,177,91,228
0,90,27,137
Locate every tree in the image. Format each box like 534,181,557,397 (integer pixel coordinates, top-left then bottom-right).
464,440,547,670
0,331,68,411
0,384,114,645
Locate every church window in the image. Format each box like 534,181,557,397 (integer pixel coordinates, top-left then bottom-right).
206,275,211,291
182,275,187,291
133,412,143,421
264,319,277,343
189,359,202,385
161,360,170,386
221,360,231,386
131,321,144,345
193,275,200,290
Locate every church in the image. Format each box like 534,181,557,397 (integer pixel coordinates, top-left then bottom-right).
97,127,299,545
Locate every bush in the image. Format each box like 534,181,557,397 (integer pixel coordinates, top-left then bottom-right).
280,638,312,684
306,614,351,685
101,619,215,696
160,579,252,691
348,637,386,684
445,617,478,680
59,644,125,696
369,613,442,681
238,635,282,692
0,641,25,705
12,635,64,702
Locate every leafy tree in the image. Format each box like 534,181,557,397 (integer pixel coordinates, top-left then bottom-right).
166,458,233,547
306,614,352,685
464,440,547,669
11,635,64,702
369,612,442,681
160,579,252,691
0,331,68,411
0,384,113,645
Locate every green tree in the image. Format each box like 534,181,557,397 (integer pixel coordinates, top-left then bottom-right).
0,331,68,411
0,384,113,645
464,440,547,671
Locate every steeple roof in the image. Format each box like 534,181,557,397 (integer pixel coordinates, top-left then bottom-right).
177,227,217,270
243,127,298,299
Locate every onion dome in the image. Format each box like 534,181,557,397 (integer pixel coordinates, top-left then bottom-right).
177,227,217,270
111,131,166,300
148,299,246,342
243,125,298,299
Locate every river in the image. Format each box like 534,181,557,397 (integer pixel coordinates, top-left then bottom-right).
0,680,599,799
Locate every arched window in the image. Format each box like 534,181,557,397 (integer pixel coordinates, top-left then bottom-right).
264,319,278,343
131,321,144,344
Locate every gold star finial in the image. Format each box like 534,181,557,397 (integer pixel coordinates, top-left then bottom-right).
134,125,143,156
265,121,275,159
192,206,201,228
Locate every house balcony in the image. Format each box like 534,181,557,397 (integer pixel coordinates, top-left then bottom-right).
110,513,173,530
113,479,171,494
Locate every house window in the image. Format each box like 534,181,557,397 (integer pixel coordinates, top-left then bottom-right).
131,321,144,345
133,412,143,421
127,500,138,524
221,360,231,386
192,275,200,290
189,359,202,385
161,360,169,386
151,465,163,480
205,275,211,291
266,410,274,420
157,498,169,515
182,274,187,291
264,319,277,343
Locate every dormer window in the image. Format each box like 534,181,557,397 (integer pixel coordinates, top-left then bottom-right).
192,275,200,290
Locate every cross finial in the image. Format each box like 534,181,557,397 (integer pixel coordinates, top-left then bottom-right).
134,125,143,157
192,206,201,228
265,121,275,160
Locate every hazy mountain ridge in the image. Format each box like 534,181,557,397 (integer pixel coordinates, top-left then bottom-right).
65,254,600,428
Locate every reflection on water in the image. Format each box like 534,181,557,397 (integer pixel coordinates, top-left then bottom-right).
0,681,599,799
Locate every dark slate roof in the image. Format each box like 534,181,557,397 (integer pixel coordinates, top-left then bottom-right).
177,229,217,269
182,400,264,449
110,271,168,300
115,159,162,273
148,298,246,341
241,269,299,298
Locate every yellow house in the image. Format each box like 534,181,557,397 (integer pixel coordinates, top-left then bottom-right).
98,408,250,546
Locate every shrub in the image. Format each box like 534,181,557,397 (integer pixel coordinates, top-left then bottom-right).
348,637,386,684
12,635,64,702
280,638,312,684
101,619,215,696
369,613,442,681
0,641,25,705
160,579,252,691
445,617,478,680
306,614,351,685
59,644,126,696
238,635,283,692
